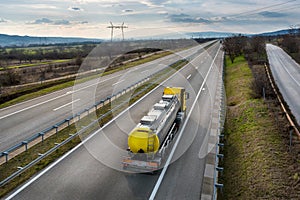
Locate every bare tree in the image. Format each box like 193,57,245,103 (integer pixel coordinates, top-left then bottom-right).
282,35,298,53
222,36,246,63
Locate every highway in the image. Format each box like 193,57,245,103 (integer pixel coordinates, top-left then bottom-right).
266,44,300,125
5,42,224,200
0,41,214,152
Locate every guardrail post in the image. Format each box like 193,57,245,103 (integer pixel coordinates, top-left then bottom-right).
217,154,224,161
39,132,45,142
215,183,224,193
218,143,224,148
216,166,224,173
100,100,104,107
3,152,8,163
53,125,59,134
66,118,71,126
22,141,28,151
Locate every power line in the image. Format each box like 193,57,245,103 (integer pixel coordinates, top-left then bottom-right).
227,0,297,17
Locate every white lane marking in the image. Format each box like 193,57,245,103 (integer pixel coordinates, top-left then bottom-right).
187,74,192,80
196,67,198,69
0,95,67,120
0,74,122,120
53,99,80,112
112,79,125,86
149,45,221,200
5,43,215,200
267,44,300,87
276,50,300,87
73,74,122,93
141,69,149,73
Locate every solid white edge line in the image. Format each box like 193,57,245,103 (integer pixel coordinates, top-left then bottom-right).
112,79,125,86
5,43,211,200
0,94,69,120
273,45,300,87
141,69,150,73
149,45,221,200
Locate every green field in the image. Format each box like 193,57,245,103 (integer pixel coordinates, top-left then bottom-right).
0,59,71,70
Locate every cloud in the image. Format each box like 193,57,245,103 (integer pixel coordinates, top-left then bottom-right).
53,20,71,25
258,11,286,18
210,16,234,22
31,18,53,24
27,4,57,9
80,21,88,24
140,0,165,8
0,18,7,23
169,14,211,24
122,9,134,13
29,18,71,25
68,7,84,11
157,11,168,15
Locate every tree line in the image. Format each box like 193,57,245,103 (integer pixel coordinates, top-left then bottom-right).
222,29,300,64
0,44,96,66
222,35,266,64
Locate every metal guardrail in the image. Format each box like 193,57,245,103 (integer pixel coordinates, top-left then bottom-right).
0,58,189,186
0,77,150,163
212,52,226,200
265,64,300,139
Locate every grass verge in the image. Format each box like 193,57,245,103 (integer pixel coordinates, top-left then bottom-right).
0,59,187,198
219,55,297,199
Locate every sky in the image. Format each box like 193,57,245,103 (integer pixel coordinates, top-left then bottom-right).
0,0,299,39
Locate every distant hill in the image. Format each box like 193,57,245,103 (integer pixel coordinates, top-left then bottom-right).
186,31,239,38
257,29,300,36
1,28,298,47
187,29,300,39
0,34,102,47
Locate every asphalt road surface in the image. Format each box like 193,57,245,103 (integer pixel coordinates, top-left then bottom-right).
266,44,300,125
5,42,223,200
0,41,215,152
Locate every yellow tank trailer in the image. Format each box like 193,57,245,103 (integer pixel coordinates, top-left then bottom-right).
123,87,188,172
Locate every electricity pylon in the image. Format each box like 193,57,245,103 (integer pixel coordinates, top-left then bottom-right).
107,22,128,42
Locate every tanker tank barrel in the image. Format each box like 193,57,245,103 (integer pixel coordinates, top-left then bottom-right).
123,87,188,172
